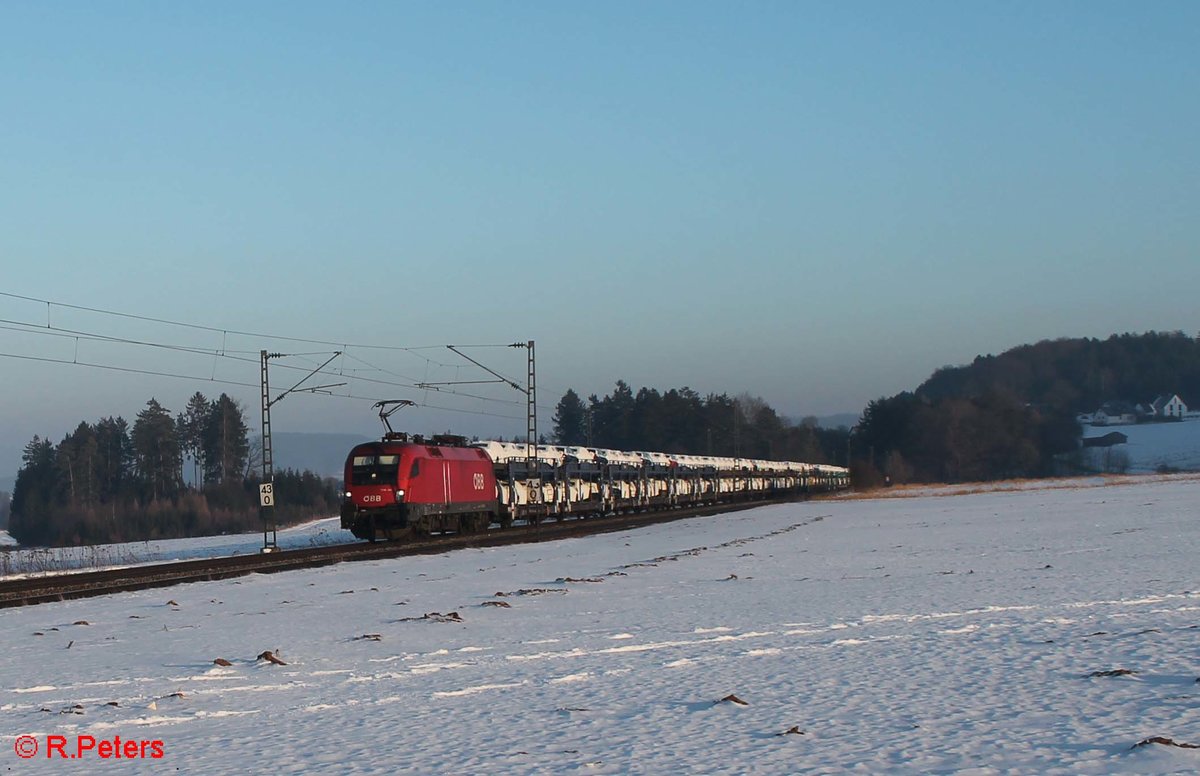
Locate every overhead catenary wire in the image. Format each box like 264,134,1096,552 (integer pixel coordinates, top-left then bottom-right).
2,294,572,413
0,291,510,362
0,305,510,397
0,350,260,391
0,349,527,422
1,308,554,411
0,290,554,426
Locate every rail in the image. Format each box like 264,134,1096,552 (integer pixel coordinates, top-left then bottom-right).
0,495,822,609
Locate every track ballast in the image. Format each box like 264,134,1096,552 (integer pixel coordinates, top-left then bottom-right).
0,496,820,609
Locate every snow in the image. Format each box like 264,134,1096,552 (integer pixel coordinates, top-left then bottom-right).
0,517,351,578
1082,419,1200,473
3,479,1199,774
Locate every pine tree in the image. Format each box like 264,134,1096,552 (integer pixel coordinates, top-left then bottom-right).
10,436,57,544
132,399,182,501
57,422,99,506
94,416,131,503
202,394,249,485
179,392,210,488
552,389,588,445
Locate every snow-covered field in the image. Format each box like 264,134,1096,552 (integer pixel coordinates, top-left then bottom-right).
1083,419,1200,473
2,479,1198,774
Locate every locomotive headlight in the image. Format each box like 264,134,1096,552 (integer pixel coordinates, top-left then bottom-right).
396,489,405,498
344,491,352,499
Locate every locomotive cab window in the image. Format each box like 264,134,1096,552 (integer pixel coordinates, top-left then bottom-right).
351,454,400,486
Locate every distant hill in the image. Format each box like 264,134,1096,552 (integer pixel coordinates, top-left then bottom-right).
780,412,858,430
268,432,375,479
854,331,1200,484
815,413,859,430
917,331,1200,412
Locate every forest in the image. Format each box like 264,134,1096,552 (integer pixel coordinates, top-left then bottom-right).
13,331,1192,544
551,382,850,466
852,331,1200,484
9,391,338,547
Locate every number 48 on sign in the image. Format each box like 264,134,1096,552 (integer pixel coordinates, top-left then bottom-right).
259,483,274,507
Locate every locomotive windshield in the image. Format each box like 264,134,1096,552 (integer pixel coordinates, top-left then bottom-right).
350,454,400,486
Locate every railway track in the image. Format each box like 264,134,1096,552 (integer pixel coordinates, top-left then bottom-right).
0,496,812,609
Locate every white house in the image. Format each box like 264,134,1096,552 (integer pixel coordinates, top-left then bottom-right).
1151,394,1188,419
1092,402,1138,426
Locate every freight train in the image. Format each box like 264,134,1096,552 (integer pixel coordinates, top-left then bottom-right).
340,433,850,542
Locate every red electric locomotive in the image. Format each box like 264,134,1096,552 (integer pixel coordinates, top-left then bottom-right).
340,434,498,541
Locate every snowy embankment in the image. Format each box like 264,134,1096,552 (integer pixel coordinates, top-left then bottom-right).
0,517,349,578
2,479,1198,774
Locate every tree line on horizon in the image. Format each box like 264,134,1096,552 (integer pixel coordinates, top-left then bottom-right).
551,381,850,466
852,331,1200,484
14,330,1187,543
9,391,338,547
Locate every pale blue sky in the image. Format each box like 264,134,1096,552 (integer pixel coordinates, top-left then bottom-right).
1,1,1198,477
